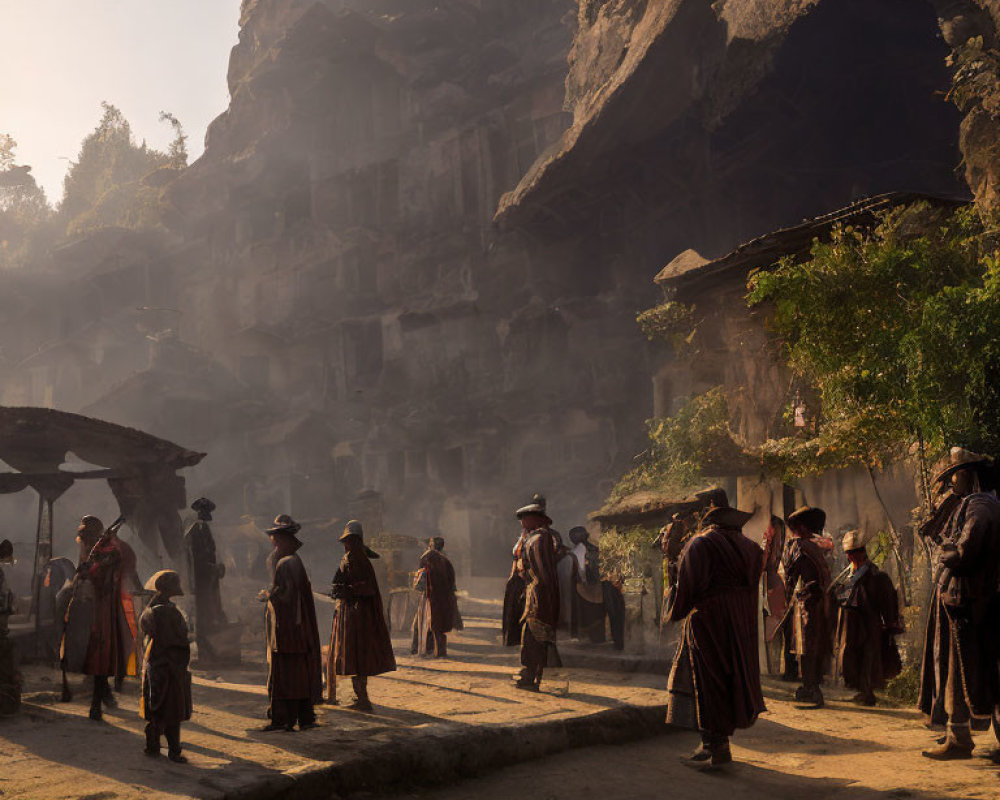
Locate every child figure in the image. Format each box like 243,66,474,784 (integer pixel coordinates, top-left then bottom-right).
140,570,192,762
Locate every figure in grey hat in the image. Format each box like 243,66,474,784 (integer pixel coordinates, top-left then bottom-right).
140,570,191,762
830,530,903,707
667,505,765,769
258,515,323,731
918,449,1000,760
184,498,228,661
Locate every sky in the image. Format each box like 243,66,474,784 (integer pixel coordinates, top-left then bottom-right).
0,0,241,201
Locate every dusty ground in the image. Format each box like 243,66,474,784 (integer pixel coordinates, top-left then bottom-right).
0,614,661,800
1,611,998,800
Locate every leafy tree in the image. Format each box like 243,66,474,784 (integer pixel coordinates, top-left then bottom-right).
608,387,739,502
59,102,171,235
0,134,52,268
158,111,188,168
746,202,1000,490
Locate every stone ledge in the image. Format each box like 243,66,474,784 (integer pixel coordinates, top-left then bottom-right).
240,703,668,800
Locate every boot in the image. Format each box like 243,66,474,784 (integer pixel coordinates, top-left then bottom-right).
922,724,974,760
88,686,103,722
350,676,373,711
851,692,876,707
144,723,161,757
165,725,187,763
683,733,731,770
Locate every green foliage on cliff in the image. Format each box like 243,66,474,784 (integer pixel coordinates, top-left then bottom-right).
0,135,53,268
747,202,1000,480
59,103,174,235
636,299,696,349
608,387,736,502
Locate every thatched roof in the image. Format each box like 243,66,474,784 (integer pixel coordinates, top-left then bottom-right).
590,486,728,528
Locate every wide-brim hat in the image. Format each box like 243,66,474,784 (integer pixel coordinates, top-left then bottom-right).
191,497,216,514
340,519,364,542
703,506,753,529
515,503,552,525
842,529,871,552
144,569,183,598
267,514,302,538
932,447,994,486
788,505,826,533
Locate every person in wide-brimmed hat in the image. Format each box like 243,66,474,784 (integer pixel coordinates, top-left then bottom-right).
918,447,1000,760
184,497,227,661
783,505,833,709
328,520,396,711
139,570,191,762
830,530,903,709
512,501,562,692
667,504,765,770
259,515,322,731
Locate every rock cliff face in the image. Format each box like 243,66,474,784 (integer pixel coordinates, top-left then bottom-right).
0,0,988,574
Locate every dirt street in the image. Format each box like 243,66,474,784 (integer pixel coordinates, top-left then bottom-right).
374,691,1000,800
1,612,998,800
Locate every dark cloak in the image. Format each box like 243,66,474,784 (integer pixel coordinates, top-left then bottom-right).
833,562,903,692
140,595,192,726
329,548,397,680
666,526,765,736
266,553,323,703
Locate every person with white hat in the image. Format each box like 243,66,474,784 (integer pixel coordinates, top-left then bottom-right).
831,530,903,707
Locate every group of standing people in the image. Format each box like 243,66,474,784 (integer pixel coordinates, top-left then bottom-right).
663,443,1000,769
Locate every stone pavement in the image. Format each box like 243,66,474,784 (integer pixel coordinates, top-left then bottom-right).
0,614,666,800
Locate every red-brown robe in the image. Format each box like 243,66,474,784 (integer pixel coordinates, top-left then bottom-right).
521,528,560,645
666,525,765,736
140,595,192,727
761,518,787,642
833,562,903,694
413,548,456,654
66,536,136,679
502,534,527,647
329,548,396,687
266,553,323,704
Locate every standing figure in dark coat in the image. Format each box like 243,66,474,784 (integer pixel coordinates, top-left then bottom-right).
62,517,136,721
666,505,765,769
184,498,228,661
918,449,1000,760
503,493,546,647
514,502,562,691
832,529,903,706
783,506,833,708
0,540,19,716
412,536,456,657
329,521,396,711
258,515,322,731
140,570,192,762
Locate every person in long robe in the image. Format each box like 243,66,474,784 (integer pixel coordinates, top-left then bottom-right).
783,505,833,708
184,497,227,661
62,517,135,721
0,540,19,716
513,501,561,691
259,515,322,731
140,570,192,762
503,493,547,646
761,516,787,652
411,536,456,657
918,450,1000,759
554,532,577,633
329,520,396,711
666,504,764,769
831,529,903,706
